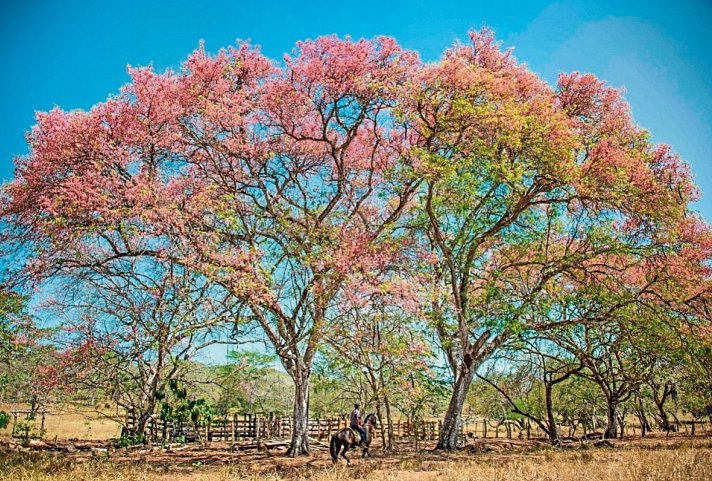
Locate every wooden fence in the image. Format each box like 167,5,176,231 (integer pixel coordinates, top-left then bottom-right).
127,413,712,444
128,414,348,443
456,417,712,440
129,414,445,443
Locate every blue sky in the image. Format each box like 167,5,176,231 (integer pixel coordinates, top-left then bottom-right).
2,0,711,223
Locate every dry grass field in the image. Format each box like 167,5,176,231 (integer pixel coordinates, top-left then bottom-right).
0,404,122,441
1,436,710,481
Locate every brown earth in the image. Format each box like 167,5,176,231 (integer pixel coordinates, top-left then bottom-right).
1,433,711,481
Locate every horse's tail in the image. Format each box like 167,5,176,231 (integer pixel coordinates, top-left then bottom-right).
330,433,339,463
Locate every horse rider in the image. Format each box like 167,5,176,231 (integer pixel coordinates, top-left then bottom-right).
349,403,368,446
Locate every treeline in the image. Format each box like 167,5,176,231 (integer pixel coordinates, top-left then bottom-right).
0,30,710,454
1,282,710,449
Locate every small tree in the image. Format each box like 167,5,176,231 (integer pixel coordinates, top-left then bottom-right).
48,259,237,436
478,338,582,445
325,306,434,451
215,350,277,414
0,290,61,411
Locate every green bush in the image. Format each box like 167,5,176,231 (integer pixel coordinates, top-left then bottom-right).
114,433,145,448
0,410,9,430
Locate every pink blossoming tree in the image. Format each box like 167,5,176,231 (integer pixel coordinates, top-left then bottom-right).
1,36,421,455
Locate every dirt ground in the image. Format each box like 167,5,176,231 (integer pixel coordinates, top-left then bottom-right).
1,433,711,481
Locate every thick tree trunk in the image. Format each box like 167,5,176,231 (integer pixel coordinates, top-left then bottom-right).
136,412,151,440
436,364,474,450
654,399,672,432
287,371,310,456
604,398,619,439
544,383,560,445
657,412,673,432
650,381,674,432
134,392,158,441
634,406,650,437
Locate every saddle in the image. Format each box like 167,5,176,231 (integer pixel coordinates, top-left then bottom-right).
350,427,362,445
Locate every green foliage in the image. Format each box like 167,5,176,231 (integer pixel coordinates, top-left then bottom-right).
212,350,291,415
114,433,145,447
12,413,42,441
392,368,450,420
159,379,215,426
0,291,26,361
0,291,59,409
310,361,351,417
555,376,604,423
0,410,9,429
677,340,712,419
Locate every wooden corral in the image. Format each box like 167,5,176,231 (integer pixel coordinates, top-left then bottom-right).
125,413,712,446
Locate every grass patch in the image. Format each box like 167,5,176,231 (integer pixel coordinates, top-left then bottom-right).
1,439,710,481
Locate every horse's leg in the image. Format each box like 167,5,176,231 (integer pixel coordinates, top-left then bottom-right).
362,431,371,458
341,444,351,464
330,439,340,464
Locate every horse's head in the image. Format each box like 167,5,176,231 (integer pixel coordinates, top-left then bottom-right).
363,413,378,428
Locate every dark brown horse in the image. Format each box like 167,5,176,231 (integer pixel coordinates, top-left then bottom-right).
330,413,377,464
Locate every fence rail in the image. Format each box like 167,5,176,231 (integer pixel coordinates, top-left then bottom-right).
127,414,349,443
125,413,712,444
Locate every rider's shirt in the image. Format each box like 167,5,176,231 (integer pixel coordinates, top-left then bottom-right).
350,409,360,427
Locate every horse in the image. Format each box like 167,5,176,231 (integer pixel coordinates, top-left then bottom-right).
330,413,377,464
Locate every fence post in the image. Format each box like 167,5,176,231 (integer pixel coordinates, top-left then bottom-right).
414,419,419,451
39,412,46,440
